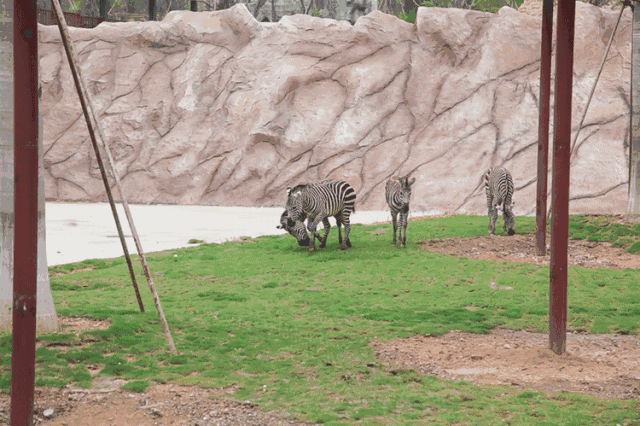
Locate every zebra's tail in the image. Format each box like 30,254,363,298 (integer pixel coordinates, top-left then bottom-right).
483,168,493,189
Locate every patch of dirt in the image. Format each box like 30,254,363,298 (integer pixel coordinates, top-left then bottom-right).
371,329,640,400
420,233,639,270
0,383,319,426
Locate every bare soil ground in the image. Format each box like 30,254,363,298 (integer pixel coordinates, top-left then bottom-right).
371,329,640,401
419,233,639,270
2,231,638,424
0,382,318,426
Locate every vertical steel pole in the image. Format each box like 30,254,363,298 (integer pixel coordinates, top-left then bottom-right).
11,0,38,424
149,0,156,21
549,0,575,356
536,0,554,256
629,3,640,223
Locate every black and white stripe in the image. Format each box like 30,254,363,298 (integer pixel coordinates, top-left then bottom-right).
284,180,356,251
484,166,515,236
385,175,415,248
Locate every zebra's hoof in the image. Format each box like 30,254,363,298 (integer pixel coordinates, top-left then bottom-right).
319,243,327,249
308,247,317,252
508,229,516,236
346,240,352,248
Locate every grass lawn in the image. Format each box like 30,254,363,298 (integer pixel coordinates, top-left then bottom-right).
2,214,639,425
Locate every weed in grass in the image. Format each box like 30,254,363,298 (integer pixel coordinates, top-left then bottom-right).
121,380,150,392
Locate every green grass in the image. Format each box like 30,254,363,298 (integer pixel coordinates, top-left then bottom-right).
2,214,639,425
568,214,640,253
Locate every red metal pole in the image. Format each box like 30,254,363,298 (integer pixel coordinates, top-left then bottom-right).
549,0,575,356
536,0,554,257
12,0,39,424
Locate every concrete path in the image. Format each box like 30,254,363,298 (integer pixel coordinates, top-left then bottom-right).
45,203,397,266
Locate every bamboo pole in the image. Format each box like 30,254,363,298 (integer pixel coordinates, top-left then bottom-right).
49,2,145,316
569,2,627,163
51,0,178,355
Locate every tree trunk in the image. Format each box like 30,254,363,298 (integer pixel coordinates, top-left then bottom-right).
628,4,640,223
0,1,59,333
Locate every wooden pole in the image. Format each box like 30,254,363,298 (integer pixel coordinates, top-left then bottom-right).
51,1,145,316
51,0,178,355
629,2,640,223
11,0,38,423
549,0,575,356
570,3,627,163
536,0,554,256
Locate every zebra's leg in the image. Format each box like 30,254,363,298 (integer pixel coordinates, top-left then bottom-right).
306,216,323,252
319,218,331,248
488,204,498,235
335,215,343,245
391,210,398,246
400,212,408,248
340,212,352,249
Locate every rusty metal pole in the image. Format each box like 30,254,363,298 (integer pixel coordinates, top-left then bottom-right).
11,1,38,424
549,0,575,356
536,0,554,257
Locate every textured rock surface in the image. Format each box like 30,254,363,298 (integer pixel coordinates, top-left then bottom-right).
39,2,631,215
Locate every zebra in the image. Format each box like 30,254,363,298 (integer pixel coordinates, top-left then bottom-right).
284,180,356,252
484,166,516,236
277,209,344,248
385,175,416,248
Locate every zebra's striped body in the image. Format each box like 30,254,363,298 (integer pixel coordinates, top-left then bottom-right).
277,209,343,247
484,166,515,235
285,180,356,251
385,175,416,248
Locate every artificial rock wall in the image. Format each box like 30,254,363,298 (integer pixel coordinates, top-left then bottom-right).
39,2,631,215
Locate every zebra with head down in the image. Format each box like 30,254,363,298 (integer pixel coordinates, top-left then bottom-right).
484,166,516,236
277,210,344,248
385,175,416,248
282,180,356,252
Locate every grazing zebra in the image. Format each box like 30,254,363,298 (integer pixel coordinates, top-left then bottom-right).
385,175,416,248
285,180,356,251
484,166,516,236
277,210,344,248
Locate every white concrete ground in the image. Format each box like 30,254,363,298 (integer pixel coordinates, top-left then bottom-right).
45,203,404,266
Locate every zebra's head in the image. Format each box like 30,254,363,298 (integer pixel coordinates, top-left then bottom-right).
398,176,416,212
277,209,311,246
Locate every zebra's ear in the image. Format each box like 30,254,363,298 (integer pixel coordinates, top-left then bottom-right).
286,187,292,196
408,177,416,186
